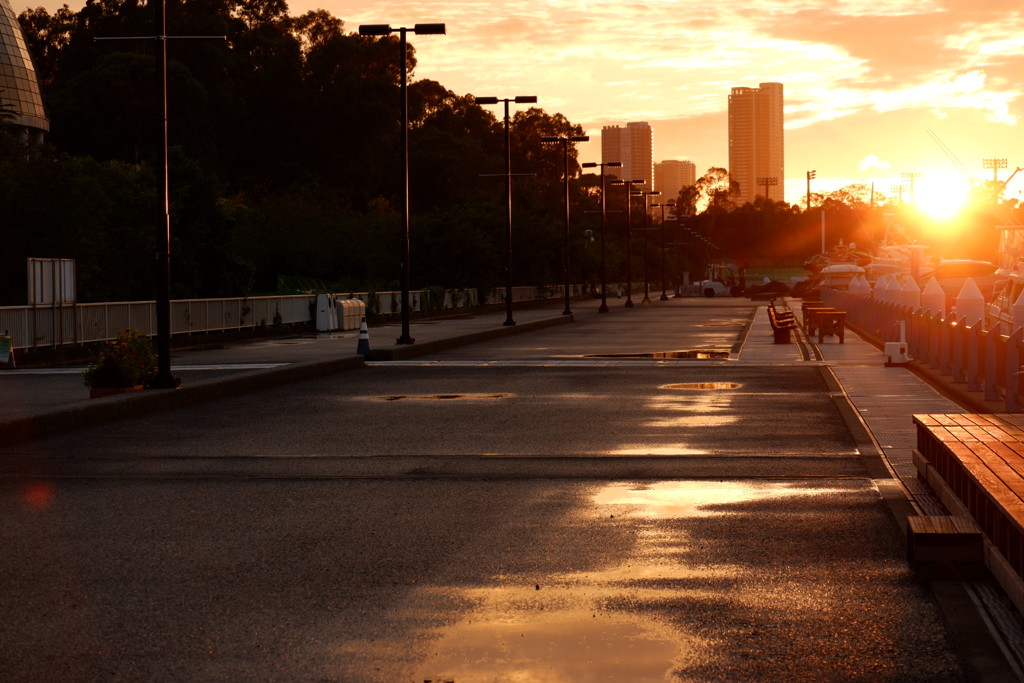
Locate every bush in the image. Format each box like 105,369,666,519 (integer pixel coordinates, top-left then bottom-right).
81,329,158,388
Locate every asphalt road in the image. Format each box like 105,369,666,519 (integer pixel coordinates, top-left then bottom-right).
0,301,971,681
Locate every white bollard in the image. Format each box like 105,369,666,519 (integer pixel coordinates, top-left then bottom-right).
873,275,889,302
954,278,985,329
900,277,921,310
921,277,945,316
885,276,903,304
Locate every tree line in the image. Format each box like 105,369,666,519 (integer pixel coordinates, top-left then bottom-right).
3,0,1020,306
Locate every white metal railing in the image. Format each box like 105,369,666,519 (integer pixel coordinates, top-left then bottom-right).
0,285,592,351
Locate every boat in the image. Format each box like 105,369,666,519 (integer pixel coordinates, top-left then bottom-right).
818,263,865,290
986,225,1024,332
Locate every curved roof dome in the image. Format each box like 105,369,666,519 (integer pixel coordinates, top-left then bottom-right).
0,0,49,133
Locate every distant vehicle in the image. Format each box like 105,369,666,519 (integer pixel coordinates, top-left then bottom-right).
699,263,740,298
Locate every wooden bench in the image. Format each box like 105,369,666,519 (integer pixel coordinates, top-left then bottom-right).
801,304,832,336
767,301,796,344
914,413,1024,611
815,310,846,344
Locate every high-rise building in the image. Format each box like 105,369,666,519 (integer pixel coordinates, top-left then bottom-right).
655,160,697,205
0,0,49,144
601,121,653,190
728,82,783,205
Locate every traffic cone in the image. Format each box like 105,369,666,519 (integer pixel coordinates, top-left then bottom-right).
356,316,371,357
0,330,14,369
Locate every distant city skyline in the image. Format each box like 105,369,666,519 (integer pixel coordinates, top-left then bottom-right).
29,0,1024,211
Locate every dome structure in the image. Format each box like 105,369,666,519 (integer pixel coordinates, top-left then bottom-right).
0,0,49,143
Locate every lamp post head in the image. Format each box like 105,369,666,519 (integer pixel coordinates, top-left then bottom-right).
474,96,499,105
514,96,538,104
608,161,622,168
414,23,446,34
359,24,393,35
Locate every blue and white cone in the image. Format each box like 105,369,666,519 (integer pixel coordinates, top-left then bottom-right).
356,316,371,357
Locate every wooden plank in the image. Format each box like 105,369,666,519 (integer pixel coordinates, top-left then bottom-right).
948,442,1024,526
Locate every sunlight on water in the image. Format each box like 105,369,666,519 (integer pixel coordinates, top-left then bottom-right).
608,444,710,455
406,481,847,681
593,481,848,519
414,605,683,683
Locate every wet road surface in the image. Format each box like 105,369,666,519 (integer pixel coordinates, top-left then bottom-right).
0,300,972,681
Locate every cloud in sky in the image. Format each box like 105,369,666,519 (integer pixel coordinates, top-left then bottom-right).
303,0,1024,192
860,155,891,171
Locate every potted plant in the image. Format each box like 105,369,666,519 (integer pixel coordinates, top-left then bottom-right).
82,329,158,398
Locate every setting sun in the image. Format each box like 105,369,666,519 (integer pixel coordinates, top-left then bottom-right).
911,173,972,221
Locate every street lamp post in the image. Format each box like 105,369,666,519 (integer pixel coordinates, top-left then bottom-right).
541,134,590,316
651,201,676,301
477,95,538,326
610,179,645,307
581,161,622,313
96,3,226,388
633,190,660,305
359,22,446,345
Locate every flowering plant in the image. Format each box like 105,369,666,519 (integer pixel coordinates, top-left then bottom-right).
81,329,158,389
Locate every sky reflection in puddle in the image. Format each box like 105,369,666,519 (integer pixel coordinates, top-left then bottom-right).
411,482,846,681
408,480,860,683
593,481,847,519
414,602,683,683
608,444,710,455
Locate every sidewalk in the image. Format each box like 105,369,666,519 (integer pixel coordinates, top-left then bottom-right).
0,302,574,445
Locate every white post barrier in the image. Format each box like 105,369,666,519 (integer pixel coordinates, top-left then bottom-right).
955,278,985,330
921,277,945,316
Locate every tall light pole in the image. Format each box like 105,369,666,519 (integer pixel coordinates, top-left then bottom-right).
651,200,676,301
541,133,590,315
581,161,621,313
901,171,921,204
477,95,537,326
983,158,1008,182
359,22,446,345
757,176,778,200
610,179,645,307
806,170,815,212
633,190,660,304
97,3,225,388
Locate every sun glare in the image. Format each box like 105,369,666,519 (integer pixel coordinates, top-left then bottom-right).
910,173,971,220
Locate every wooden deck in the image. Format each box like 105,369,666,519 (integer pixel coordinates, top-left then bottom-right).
914,413,1024,611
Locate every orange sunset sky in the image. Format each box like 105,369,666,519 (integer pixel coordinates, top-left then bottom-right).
38,0,1024,209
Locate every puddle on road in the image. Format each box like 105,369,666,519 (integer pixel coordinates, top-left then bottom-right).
363,393,513,402
407,483,847,679
593,481,848,519
414,603,683,683
609,444,711,455
662,382,742,390
584,350,730,360
406,481,850,681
